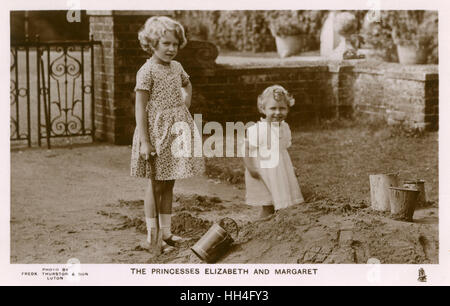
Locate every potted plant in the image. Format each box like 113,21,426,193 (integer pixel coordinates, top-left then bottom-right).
387,11,429,64
266,10,324,58
361,13,398,62
362,10,437,64
420,11,438,64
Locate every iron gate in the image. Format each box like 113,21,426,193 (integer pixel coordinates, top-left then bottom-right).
10,36,100,148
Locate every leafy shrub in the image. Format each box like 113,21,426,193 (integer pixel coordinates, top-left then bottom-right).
175,10,327,53
266,10,325,37
361,12,398,62
173,9,437,64
174,10,275,52
174,10,220,41
386,11,428,46
213,11,275,52
418,11,438,64
361,10,438,64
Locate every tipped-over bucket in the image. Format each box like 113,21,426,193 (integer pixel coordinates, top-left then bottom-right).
388,187,420,221
191,218,238,263
369,173,400,211
403,180,426,207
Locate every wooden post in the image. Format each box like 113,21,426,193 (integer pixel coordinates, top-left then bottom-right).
369,173,399,211
149,225,162,256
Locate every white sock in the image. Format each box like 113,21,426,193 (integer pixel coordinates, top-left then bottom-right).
146,218,157,243
159,214,172,239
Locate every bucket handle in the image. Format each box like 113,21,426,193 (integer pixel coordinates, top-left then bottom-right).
218,217,239,240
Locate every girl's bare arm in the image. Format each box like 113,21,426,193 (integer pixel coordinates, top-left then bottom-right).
243,139,260,178
135,90,154,152
182,80,192,109
243,156,259,173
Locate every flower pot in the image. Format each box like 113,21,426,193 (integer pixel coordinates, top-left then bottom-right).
396,44,427,65
275,35,309,58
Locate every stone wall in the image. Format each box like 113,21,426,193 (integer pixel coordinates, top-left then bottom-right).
352,63,438,130
88,11,438,145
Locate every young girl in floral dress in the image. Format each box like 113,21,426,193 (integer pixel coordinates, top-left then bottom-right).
130,16,204,253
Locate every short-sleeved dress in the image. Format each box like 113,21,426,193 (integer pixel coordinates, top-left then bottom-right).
244,119,304,210
130,59,205,180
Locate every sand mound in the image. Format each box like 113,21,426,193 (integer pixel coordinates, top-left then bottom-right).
98,194,438,264
227,200,437,264
174,194,225,212
171,212,212,238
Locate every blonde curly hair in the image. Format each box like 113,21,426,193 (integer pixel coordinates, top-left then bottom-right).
257,85,295,114
138,16,187,55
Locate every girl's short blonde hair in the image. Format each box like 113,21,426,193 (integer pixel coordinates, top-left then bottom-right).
257,85,295,113
138,16,187,54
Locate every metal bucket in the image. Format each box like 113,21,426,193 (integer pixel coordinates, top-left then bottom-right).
388,187,420,222
191,218,238,263
369,173,400,211
403,180,426,207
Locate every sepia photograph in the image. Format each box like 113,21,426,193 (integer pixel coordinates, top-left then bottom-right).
3,0,448,286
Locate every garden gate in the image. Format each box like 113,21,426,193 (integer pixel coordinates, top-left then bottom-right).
10,36,100,149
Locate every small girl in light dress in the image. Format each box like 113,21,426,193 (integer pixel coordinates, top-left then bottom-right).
130,16,204,253
243,85,304,219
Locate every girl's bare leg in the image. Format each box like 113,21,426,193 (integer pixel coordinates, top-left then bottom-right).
159,180,184,245
159,180,175,214
259,205,275,219
152,179,164,213
152,180,175,252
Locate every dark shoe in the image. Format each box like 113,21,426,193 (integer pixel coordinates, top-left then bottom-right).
161,241,176,253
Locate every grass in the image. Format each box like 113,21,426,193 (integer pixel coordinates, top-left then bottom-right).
205,118,438,205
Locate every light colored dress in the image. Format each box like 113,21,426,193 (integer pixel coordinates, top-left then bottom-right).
245,119,304,210
130,59,205,180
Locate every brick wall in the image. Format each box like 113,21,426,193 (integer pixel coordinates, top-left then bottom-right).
191,62,438,132
111,14,150,145
88,11,438,145
190,65,332,126
88,11,172,144
425,78,439,130
352,63,438,130
90,14,115,143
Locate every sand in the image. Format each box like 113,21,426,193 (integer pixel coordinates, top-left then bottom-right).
10,144,438,264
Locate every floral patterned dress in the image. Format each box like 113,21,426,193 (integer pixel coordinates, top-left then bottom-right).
130,59,204,180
